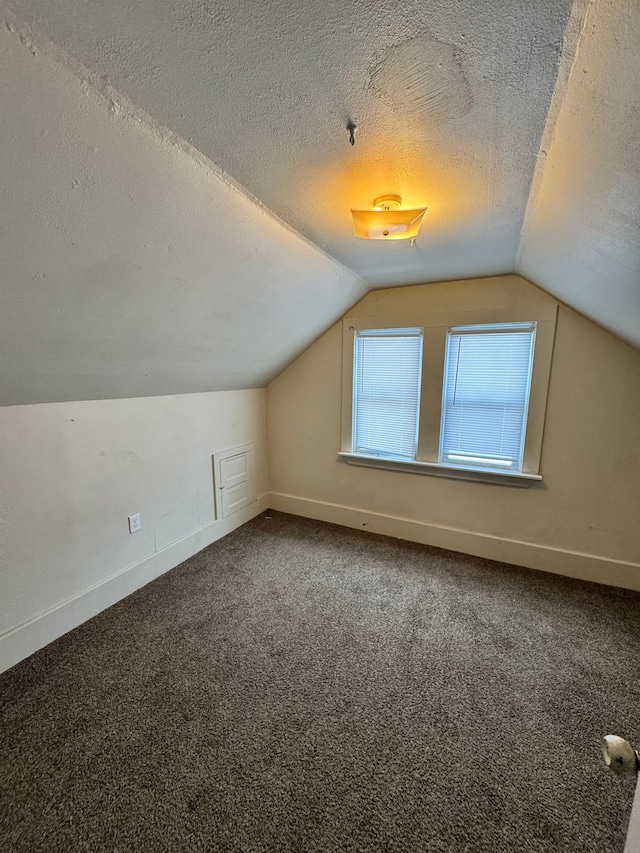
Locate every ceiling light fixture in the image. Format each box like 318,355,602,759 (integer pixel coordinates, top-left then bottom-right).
351,195,427,246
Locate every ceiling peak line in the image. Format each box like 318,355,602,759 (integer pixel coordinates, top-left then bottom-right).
0,3,364,286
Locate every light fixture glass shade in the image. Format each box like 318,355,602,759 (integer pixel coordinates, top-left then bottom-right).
351,206,427,241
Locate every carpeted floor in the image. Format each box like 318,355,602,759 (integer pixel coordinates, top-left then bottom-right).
1,511,639,852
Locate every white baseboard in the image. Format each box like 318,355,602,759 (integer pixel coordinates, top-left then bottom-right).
268,492,640,592
0,495,269,674
5,491,637,675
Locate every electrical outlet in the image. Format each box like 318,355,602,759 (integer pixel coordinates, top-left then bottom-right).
128,513,141,534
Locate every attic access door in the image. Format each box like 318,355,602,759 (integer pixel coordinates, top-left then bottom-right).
213,443,256,519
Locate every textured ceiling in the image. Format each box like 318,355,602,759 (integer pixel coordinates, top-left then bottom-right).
7,0,575,286
0,18,365,405
0,0,638,405
518,0,640,348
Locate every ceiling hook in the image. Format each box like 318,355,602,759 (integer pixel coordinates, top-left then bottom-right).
347,121,357,146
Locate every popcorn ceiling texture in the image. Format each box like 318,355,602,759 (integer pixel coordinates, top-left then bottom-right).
1,511,639,851
518,0,640,348
0,16,366,405
4,0,576,287
0,0,638,407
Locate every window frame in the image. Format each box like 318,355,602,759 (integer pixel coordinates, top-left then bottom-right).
340,305,557,487
352,327,424,461
438,322,537,473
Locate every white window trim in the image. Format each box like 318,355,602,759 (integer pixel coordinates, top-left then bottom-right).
340,305,557,487
353,327,423,460
337,451,542,486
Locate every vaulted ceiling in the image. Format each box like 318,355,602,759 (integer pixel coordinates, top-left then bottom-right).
1,0,638,405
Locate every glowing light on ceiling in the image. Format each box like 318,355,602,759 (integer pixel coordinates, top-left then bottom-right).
351,195,427,246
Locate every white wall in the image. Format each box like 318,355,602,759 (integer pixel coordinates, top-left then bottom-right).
0,15,359,672
0,389,268,672
267,276,640,590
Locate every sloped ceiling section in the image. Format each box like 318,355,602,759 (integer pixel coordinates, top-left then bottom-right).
518,0,640,348
0,0,638,408
6,0,575,289
0,18,366,406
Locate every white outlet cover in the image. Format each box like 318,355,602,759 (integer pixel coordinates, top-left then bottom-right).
128,513,141,533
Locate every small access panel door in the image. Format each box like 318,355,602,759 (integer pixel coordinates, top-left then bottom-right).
213,443,256,519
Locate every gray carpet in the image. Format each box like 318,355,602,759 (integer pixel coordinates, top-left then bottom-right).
1,511,639,852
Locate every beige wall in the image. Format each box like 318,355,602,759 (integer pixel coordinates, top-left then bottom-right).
0,389,268,671
267,275,640,590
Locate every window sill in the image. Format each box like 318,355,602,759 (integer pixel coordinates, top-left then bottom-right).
338,452,542,487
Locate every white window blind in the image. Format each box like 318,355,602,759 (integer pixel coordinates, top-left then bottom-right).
439,323,536,471
353,328,423,460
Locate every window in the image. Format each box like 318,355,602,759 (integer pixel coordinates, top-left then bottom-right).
439,324,535,472
340,308,556,485
353,328,422,460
